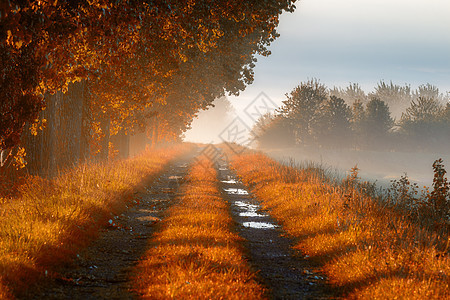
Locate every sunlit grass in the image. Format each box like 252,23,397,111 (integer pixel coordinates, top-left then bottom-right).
231,152,449,299
0,144,191,298
133,158,266,299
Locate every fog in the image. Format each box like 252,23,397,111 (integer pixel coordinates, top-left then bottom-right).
185,94,449,191
184,96,235,144
182,0,450,192
264,147,450,190
241,81,450,190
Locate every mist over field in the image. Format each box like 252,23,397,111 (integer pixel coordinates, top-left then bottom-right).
265,147,450,189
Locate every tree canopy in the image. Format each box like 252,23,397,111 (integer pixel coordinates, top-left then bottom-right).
0,0,296,150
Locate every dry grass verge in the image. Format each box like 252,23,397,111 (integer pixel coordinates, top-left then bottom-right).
231,152,449,299
0,144,192,299
133,158,266,299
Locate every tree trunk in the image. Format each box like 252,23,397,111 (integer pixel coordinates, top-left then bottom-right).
111,129,130,159
129,129,147,157
21,81,86,177
99,116,110,161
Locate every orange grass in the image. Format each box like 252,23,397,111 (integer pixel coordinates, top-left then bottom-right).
0,144,192,299
133,158,266,299
231,152,449,299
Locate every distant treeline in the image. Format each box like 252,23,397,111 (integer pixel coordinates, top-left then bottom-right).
251,79,450,152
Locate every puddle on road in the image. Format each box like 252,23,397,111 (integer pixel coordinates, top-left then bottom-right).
234,200,267,217
223,188,249,195
243,222,278,229
234,200,258,210
224,176,278,229
240,212,267,217
221,179,238,184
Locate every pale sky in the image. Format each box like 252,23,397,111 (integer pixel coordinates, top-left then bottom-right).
230,0,450,110
186,0,450,143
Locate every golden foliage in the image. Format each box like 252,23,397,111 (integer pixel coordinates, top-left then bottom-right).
1,1,296,150
12,147,27,170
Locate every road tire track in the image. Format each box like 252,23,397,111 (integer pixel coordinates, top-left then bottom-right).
26,157,192,300
218,164,334,299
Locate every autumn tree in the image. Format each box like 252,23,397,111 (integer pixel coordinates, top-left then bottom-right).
1,0,297,171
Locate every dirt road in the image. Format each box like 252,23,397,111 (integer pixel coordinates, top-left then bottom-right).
27,159,190,299
26,153,334,299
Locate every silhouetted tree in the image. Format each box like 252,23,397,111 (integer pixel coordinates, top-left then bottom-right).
401,97,442,122
399,97,445,150
350,99,365,149
277,79,327,145
251,113,295,148
330,83,367,105
312,96,352,148
370,81,411,118
361,97,394,149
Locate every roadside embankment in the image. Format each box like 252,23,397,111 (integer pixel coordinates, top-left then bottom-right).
231,152,449,299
